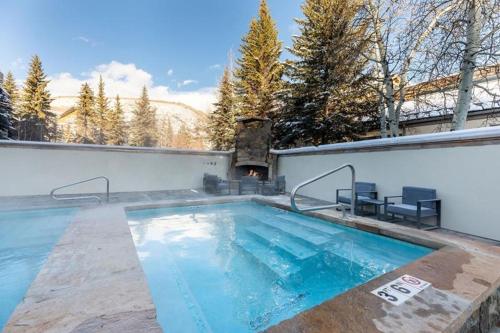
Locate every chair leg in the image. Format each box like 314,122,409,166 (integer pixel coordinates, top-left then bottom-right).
436,202,441,229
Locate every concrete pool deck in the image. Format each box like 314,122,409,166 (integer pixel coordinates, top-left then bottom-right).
3,194,500,333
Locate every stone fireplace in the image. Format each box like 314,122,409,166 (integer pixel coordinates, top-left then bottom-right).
230,117,276,181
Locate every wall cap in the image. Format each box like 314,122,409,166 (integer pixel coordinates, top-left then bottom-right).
0,140,233,157
272,127,500,156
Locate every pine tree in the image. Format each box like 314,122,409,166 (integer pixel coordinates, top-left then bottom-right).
61,124,76,143
208,67,236,150
106,95,127,145
172,123,193,149
275,0,376,148
129,86,157,147
2,71,18,138
157,116,174,148
75,83,95,144
234,0,284,120
92,75,109,144
0,85,13,139
19,55,55,141
3,72,18,110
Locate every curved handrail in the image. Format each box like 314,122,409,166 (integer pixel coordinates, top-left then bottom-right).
50,176,110,204
290,164,355,215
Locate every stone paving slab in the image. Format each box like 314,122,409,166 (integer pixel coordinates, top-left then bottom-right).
3,205,162,333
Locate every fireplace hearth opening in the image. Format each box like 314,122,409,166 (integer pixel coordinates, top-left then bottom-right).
234,165,269,181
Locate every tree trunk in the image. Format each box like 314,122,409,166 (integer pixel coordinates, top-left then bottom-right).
384,77,398,137
451,0,481,131
379,95,388,138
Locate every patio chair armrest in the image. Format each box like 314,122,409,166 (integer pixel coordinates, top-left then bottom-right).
417,199,441,203
417,199,441,211
336,188,351,203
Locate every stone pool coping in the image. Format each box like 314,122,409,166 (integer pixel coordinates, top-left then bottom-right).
4,195,500,332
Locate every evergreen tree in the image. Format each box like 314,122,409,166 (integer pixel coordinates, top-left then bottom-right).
19,55,56,141
3,72,19,110
208,67,236,150
75,83,95,144
2,71,18,138
157,116,174,148
129,86,157,147
234,0,284,120
0,85,13,139
106,95,127,145
92,75,109,144
172,123,193,149
275,0,376,148
61,124,76,143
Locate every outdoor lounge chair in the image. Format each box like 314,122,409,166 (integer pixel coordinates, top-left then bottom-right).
384,186,441,230
239,176,259,195
336,182,378,214
203,173,230,195
260,176,286,196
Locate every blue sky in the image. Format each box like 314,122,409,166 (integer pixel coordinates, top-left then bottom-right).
0,0,302,110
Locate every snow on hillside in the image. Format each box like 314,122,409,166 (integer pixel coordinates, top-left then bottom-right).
51,96,209,131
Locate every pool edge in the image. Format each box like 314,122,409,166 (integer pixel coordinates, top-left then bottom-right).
4,195,500,333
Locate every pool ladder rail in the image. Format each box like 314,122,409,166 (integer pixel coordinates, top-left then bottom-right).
290,164,355,217
50,176,110,204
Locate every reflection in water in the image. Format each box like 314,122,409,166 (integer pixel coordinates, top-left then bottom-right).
127,202,432,333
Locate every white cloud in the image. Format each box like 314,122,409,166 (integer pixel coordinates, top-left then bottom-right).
209,64,221,70
177,79,198,88
73,36,98,47
48,61,216,111
10,57,26,70
167,69,174,76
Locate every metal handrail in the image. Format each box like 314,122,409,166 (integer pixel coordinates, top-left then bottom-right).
290,164,356,215
50,176,110,204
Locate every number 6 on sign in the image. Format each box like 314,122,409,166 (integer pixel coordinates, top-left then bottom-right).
371,275,431,306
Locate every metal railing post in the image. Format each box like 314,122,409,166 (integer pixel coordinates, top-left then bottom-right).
290,164,356,216
50,176,110,204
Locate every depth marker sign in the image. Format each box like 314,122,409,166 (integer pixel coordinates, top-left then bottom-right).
371,274,431,306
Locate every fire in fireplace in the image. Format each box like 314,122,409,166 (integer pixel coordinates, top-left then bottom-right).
234,165,269,181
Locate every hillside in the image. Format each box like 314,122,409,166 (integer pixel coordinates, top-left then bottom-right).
52,96,210,131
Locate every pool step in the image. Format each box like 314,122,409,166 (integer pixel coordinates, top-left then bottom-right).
259,217,331,246
245,225,317,260
234,238,301,280
275,213,344,237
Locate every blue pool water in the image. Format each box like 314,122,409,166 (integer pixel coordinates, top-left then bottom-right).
0,208,76,330
127,202,432,333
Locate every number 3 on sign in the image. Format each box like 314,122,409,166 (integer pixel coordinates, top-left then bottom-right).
371,275,431,306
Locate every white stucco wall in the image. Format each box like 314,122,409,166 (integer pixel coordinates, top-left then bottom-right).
275,128,500,241
0,142,231,196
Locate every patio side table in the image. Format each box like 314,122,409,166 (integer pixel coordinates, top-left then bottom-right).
358,198,388,220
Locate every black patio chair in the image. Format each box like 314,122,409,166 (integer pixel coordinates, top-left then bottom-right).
260,176,286,196
384,186,441,230
239,176,259,195
336,182,378,214
203,174,230,195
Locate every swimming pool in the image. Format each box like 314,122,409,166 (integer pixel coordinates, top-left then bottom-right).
127,201,432,332
0,208,76,330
